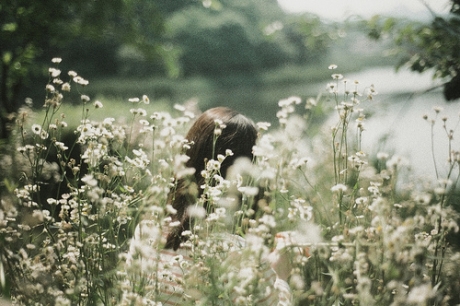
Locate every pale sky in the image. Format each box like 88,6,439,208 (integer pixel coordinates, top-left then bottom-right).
277,0,451,21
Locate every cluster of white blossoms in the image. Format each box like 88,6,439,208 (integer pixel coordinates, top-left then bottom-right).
2,61,460,306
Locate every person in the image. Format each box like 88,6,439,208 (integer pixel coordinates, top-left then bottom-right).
128,107,292,305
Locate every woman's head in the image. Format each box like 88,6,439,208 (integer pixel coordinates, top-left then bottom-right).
165,107,258,249
185,107,258,184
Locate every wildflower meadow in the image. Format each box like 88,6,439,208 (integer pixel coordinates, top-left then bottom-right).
1,59,459,305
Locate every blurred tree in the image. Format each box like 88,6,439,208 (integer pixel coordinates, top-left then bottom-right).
0,0,189,139
282,14,333,65
366,0,460,101
167,0,333,76
168,7,261,75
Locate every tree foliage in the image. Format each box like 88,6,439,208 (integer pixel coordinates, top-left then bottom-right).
0,0,189,139
167,0,333,76
0,0,335,139
367,0,460,101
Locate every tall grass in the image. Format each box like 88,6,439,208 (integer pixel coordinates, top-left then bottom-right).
0,59,459,305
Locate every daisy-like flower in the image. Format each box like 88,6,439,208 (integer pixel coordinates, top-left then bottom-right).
206,160,221,171
367,85,378,99
214,119,226,130
331,184,347,193
332,74,343,80
93,100,103,108
138,108,147,116
278,98,293,107
174,104,186,111
355,197,368,206
290,156,310,168
187,206,206,219
45,84,55,93
61,82,71,92
47,198,58,206
55,141,68,151
287,96,302,105
130,108,147,116
73,76,89,86
81,174,98,187
327,82,337,93
142,95,150,104
31,124,42,135
306,98,317,109
386,155,408,169
376,152,389,160
256,121,271,131
214,128,222,136
40,130,49,140
53,78,62,85
217,154,226,163
17,146,26,154
124,185,135,193
49,68,61,78
103,117,115,126
238,186,259,197
139,119,150,126
81,95,90,103
368,185,380,196
51,57,62,63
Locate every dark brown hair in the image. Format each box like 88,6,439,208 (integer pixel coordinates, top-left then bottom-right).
165,107,258,250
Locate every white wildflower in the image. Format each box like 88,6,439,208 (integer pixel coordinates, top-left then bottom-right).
332,73,343,80
39,129,48,139
81,174,98,187
407,284,435,303
81,95,90,103
376,152,389,160
46,84,55,93
49,68,61,78
54,141,68,151
256,121,271,131
73,76,89,86
93,100,103,108
331,184,347,193
237,186,259,196
187,206,206,219
61,82,71,92
31,124,42,135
